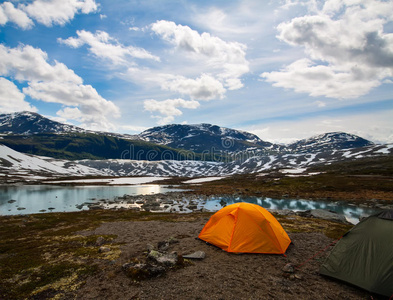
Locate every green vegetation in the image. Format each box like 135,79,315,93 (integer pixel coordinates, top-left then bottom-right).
0,210,352,299
0,132,222,161
186,155,393,203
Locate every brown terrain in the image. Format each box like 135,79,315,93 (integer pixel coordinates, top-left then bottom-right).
1,156,392,299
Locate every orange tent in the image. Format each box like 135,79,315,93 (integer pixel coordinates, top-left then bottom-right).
198,202,291,254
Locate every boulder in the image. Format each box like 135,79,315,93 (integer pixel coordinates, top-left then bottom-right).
122,262,166,280
148,250,178,267
298,209,349,223
183,251,206,260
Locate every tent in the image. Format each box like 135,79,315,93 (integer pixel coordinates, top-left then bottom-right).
320,210,393,297
198,202,291,254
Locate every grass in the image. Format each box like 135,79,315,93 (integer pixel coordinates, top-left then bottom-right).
0,209,353,299
0,210,213,299
181,156,393,203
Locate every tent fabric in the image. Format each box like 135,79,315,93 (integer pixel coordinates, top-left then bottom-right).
320,210,393,297
198,202,291,254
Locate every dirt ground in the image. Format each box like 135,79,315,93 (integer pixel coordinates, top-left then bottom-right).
75,218,375,300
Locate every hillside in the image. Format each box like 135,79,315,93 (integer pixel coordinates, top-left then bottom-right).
0,132,204,161
138,123,276,153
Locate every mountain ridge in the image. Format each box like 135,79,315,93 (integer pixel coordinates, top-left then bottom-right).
0,111,378,162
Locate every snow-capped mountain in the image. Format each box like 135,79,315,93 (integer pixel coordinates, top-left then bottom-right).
287,132,374,153
0,144,105,179
67,143,393,177
0,111,137,140
138,123,275,153
0,111,86,135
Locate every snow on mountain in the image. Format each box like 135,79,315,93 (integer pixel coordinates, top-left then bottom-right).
0,111,137,140
78,144,393,177
1,142,392,180
287,132,374,153
0,111,86,134
0,144,105,178
138,123,274,153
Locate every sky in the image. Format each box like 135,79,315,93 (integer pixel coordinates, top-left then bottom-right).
0,0,392,144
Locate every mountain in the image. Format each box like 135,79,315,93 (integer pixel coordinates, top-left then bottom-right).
77,143,393,176
0,144,105,179
287,132,374,153
0,112,378,164
138,123,276,153
0,132,207,161
2,143,389,179
0,111,85,134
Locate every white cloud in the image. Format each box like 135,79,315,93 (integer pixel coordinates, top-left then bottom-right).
126,67,226,101
0,44,120,130
0,77,37,113
22,0,98,27
262,0,393,99
56,107,117,132
151,20,249,90
58,30,160,65
162,73,226,101
0,2,33,29
0,0,98,29
0,44,82,84
144,98,200,125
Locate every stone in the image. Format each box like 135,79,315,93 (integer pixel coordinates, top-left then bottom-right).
148,250,178,267
183,251,206,260
99,246,111,253
297,209,349,224
157,241,170,252
122,262,166,280
282,263,294,273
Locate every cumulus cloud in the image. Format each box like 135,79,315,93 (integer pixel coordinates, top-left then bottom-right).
162,73,226,101
262,0,393,99
22,0,98,27
0,2,33,29
0,44,120,130
0,44,82,84
58,30,160,65
151,20,249,90
144,98,200,125
0,77,37,113
127,67,226,101
0,0,98,29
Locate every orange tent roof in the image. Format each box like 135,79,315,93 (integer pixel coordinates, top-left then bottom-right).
198,202,291,254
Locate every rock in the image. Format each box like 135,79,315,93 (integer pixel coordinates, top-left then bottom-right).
186,205,198,210
122,262,166,280
282,263,295,273
99,246,111,253
157,241,170,251
294,274,303,280
298,209,349,224
183,251,206,260
148,250,178,267
146,243,155,252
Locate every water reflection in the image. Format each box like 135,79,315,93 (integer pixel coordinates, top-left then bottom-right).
203,196,379,224
0,185,180,215
0,185,380,224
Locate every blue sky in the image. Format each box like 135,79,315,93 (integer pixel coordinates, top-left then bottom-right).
0,0,392,144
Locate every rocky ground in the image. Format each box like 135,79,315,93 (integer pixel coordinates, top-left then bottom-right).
1,209,387,300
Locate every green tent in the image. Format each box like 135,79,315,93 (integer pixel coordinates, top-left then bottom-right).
320,210,393,297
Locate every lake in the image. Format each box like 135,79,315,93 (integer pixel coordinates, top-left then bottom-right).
0,185,380,223
0,185,181,215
